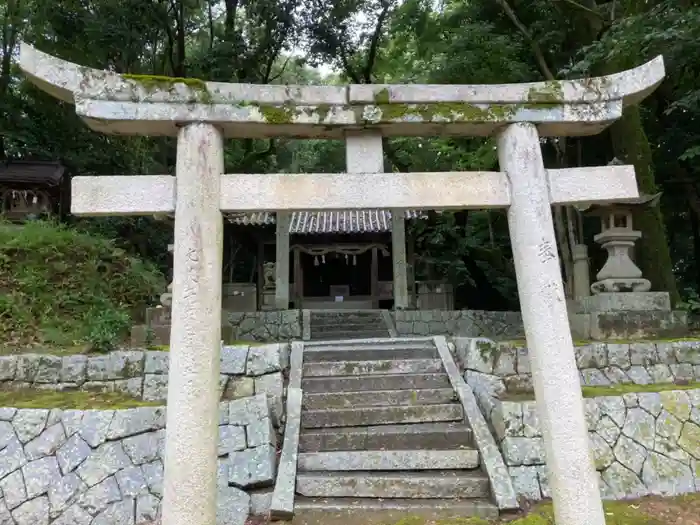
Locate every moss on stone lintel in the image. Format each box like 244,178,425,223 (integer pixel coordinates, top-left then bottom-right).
122,73,213,103
526,80,565,108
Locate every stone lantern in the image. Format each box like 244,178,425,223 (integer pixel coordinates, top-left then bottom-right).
567,191,689,341
588,196,659,294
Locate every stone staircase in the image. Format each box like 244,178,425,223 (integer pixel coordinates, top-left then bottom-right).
292,337,499,524
308,310,390,340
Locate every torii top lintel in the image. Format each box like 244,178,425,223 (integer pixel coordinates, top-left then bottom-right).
19,43,665,139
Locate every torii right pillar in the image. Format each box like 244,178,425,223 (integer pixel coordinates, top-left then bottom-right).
499,123,604,524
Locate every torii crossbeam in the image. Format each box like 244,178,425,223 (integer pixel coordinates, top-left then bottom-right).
19,43,665,525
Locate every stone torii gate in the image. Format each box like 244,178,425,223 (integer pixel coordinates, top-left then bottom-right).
19,44,664,525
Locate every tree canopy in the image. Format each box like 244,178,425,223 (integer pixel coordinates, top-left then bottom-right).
2,0,699,311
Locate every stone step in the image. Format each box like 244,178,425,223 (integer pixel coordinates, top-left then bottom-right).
302,403,463,428
310,312,384,319
297,449,480,471
311,325,388,333
296,471,490,498
302,373,451,393
304,340,435,351
311,318,386,326
303,388,455,410
304,337,433,347
299,422,474,452
292,498,499,524
303,346,438,363
309,331,389,340
310,321,385,328
302,358,443,377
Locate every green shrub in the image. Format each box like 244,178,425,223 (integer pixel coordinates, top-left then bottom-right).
0,220,165,351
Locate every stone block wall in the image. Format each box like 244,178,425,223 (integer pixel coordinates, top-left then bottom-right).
457,339,700,393
0,343,289,424
225,311,301,342
0,394,278,525
467,372,700,501
392,310,524,339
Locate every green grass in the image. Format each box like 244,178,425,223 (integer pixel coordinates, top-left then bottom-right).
386,496,699,524
499,337,700,347
500,381,700,401
0,221,165,352
0,387,162,409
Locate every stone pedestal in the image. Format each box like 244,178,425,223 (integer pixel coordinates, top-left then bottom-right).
275,214,291,310
570,291,688,340
579,291,670,313
391,212,409,309
572,244,590,300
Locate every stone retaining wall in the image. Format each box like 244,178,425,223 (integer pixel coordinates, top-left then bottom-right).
225,311,301,342
0,394,278,525
467,372,700,501
0,344,288,424
393,310,524,339
457,339,700,393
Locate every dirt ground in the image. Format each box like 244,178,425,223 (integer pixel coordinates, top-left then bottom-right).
633,494,700,525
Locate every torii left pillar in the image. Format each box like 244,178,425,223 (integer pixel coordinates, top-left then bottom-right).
163,123,224,525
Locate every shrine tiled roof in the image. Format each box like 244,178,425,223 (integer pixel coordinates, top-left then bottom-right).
227,210,424,234
0,161,65,185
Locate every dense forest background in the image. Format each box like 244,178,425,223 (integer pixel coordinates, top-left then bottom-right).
2,0,700,313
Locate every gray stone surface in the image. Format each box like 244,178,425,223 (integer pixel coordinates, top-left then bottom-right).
216,487,250,525
298,449,479,471
458,338,700,385
393,310,524,339
229,445,277,489
23,456,62,499
250,490,273,516
0,398,280,524
218,425,246,456
106,407,166,440
57,434,91,474
12,495,50,525
25,423,66,460
0,469,27,510
470,369,700,500
76,442,131,487
79,411,114,448
13,409,49,444
0,436,27,479
2,347,290,421
221,345,248,375
49,472,86,517
247,344,289,376
226,310,301,342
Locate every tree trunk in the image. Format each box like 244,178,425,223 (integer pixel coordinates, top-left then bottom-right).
608,106,680,303
575,0,680,304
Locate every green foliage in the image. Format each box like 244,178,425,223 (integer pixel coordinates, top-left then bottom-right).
0,221,165,351
1,0,699,312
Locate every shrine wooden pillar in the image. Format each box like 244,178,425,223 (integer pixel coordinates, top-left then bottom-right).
371,246,379,308
256,239,264,311
407,231,416,308
293,246,303,308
